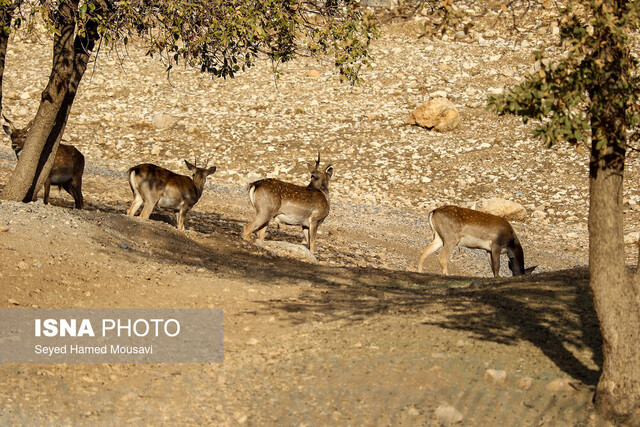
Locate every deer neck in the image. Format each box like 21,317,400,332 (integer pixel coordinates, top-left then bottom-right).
192,176,206,201
308,182,330,198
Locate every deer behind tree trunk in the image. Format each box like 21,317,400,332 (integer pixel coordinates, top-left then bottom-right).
3,116,84,209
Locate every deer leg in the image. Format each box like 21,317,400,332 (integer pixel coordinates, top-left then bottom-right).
308,221,319,253
71,174,83,209
437,240,456,275
62,182,76,208
256,226,267,240
243,209,272,241
127,193,144,217
139,195,159,220
489,244,502,277
418,233,443,273
303,227,310,245
42,177,52,204
176,206,189,231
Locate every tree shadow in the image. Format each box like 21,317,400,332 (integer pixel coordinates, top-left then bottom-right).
432,271,602,385
7,194,603,388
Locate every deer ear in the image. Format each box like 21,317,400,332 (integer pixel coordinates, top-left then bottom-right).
3,124,12,136
207,166,217,175
325,165,333,178
307,162,316,172
184,160,196,171
524,266,537,275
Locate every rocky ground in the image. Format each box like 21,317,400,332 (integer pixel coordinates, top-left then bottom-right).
0,2,637,425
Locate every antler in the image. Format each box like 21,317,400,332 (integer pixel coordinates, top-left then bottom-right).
3,115,14,130
315,150,321,168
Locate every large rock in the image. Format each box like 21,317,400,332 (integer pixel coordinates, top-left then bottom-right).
474,198,527,221
407,98,460,132
254,239,318,264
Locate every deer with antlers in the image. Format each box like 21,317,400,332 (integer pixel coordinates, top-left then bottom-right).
127,159,217,231
243,152,333,253
3,116,85,209
418,205,536,277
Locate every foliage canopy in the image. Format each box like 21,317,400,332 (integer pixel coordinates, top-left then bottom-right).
9,0,377,83
488,0,640,151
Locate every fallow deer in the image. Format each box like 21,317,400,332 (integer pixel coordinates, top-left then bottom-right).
3,116,85,209
242,153,333,253
418,205,536,277
127,160,217,231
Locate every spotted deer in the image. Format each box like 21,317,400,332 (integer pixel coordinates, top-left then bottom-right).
3,116,85,209
243,153,333,253
418,205,536,277
127,160,217,231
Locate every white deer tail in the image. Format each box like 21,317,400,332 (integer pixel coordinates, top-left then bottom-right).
427,209,436,240
128,168,140,197
247,182,257,207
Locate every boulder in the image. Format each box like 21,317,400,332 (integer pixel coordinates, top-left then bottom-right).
474,198,527,221
254,239,318,264
407,98,460,132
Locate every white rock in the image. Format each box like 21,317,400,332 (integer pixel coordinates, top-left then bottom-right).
151,113,178,130
434,404,464,424
545,378,577,392
483,369,507,386
624,232,639,245
531,210,547,219
254,239,318,264
430,90,448,99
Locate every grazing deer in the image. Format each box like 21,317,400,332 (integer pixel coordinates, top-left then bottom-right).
3,116,85,209
243,153,333,253
127,160,217,231
418,205,536,277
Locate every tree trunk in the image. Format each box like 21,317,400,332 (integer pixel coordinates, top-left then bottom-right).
0,0,97,203
589,97,640,423
0,1,14,118
0,1,77,202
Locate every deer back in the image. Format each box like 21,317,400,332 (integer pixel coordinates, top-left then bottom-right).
431,206,516,251
130,162,215,209
250,179,330,221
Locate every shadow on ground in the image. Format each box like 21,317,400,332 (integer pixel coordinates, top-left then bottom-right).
73,202,602,387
